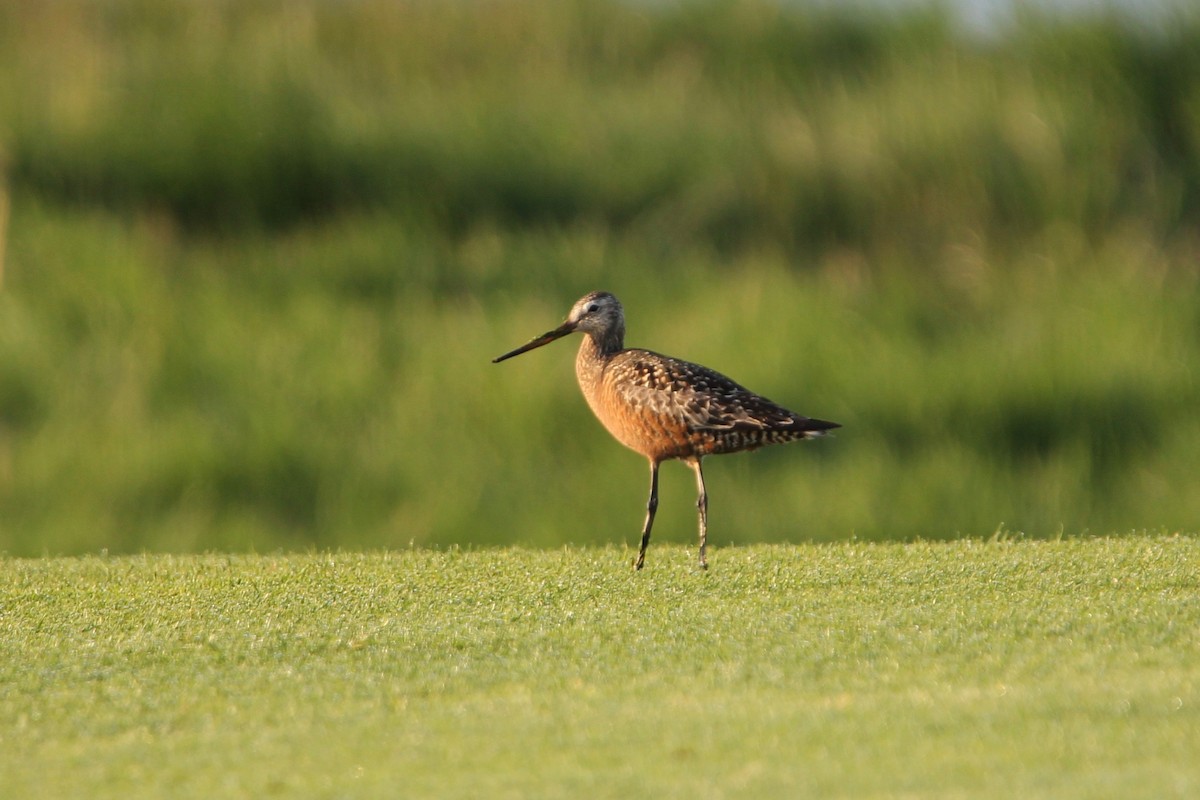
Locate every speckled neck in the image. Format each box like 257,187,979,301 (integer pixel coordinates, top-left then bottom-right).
591,316,625,357
575,331,617,392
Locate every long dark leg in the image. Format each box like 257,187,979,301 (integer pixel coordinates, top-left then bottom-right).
688,458,709,570
635,460,660,570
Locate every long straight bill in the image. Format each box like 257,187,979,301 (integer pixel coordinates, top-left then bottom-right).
492,322,576,363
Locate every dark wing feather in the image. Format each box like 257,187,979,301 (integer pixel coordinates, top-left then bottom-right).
608,349,831,435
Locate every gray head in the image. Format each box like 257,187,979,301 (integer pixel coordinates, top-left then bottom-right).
566,291,624,338
493,291,626,363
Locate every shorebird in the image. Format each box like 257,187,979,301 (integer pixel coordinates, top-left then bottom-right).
493,291,839,570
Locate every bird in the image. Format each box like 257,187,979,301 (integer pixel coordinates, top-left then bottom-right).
492,291,839,570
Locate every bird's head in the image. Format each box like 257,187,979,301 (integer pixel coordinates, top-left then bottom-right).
493,291,625,363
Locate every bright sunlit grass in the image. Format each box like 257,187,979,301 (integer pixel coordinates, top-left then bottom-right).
2,536,1197,798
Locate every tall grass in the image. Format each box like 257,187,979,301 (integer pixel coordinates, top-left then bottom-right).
0,0,1198,554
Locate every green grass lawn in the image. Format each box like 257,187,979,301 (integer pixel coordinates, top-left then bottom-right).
1,536,1197,798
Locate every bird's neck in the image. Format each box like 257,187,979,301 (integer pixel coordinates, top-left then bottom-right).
583,324,623,358
575,329,622,386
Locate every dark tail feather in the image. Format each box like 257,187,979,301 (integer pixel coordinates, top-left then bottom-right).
798,417,840,437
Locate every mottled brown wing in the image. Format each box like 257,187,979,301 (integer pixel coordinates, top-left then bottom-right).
607,349,808,435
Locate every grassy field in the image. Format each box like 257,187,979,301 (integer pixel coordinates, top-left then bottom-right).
3,5,1197,796
2,536,1197,798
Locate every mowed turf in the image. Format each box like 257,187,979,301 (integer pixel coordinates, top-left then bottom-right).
1,537,1197,798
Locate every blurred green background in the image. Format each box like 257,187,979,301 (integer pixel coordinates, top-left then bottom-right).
1,0,1198,556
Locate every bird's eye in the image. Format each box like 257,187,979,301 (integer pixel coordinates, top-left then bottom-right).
586,304,599,314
